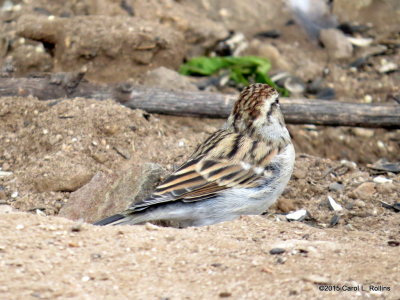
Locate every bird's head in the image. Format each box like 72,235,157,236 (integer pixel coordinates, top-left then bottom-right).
227,84,285,136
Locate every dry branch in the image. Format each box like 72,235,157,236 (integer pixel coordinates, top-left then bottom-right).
0,75,399,128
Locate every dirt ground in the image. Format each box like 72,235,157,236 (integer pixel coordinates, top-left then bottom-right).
0,0,400,299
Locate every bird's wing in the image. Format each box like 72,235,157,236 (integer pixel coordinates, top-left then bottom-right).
126,135,281,213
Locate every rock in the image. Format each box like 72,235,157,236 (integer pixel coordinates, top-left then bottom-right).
346,37,373,47
354,199,366,208
59,163,167,223
32,160,94,193
378,60,398,74
247,41,292,72
351,182,376,201
328,182,344,192
16,15,185,83
286,209,308,222
283,76,306,95
351,128,374,138
363,94,373,103
327,196,343,211
373,176,393,184
388,240,400,247
329,214,340,227
140,67,198,92
292,168,307,179
367,160,400,173
269,248,286,255
320,28,353,59
375,183,396,195
357,45,387,58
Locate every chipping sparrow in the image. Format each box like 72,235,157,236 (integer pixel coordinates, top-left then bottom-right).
94,83,295,227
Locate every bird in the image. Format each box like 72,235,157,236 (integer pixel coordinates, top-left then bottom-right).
94,83,295,227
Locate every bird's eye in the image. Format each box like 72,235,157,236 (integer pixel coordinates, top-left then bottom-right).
275,97,279,104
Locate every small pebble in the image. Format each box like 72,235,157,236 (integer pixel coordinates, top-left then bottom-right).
354,199,366,208
329,214,340,227
363,95,372,103
11,191,18,198
377,141,385,149
219,292,232,298
71,223,83,232
340,160,357,170
293,168,306,179
286,209,307,222
373,176,392,184
35,209,46,216
352,128,374,138
328,182,344,192
269,248,286,255
276,257,286,264
0,171,13,177
378,61,397,74
388,240,399,247
327,196,343,211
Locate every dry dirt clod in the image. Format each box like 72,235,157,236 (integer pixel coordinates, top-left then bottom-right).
276,197,296,213
32,162,94,193
140,67,199,92
292,168,307,179
350,182,376,201
320,28,353,59
58,163,167,223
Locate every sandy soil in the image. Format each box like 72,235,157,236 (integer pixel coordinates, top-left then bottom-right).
0,0,399,299
0,213,399,300
1,96,399,300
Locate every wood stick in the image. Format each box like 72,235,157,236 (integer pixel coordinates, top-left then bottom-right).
0,75,399,128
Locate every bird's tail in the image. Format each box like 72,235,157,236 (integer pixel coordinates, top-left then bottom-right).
93,214,126,226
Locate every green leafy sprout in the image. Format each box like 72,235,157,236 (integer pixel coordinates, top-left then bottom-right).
179,56,289,96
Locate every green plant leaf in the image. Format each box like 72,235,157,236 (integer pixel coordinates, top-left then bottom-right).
179,56,289,96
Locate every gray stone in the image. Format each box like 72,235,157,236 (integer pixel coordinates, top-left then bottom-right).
328,182,344,192
269,248,286,255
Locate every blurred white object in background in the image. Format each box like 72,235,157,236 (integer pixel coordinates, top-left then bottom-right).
287,0,337,40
